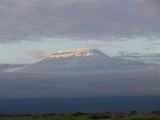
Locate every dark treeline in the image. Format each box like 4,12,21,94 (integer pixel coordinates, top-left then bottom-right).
0,111,160,116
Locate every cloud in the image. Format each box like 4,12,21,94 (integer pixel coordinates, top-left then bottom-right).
116,52,160,65
86,43,106,49
0,0,160,42
0,70,160,98
142,0,160,24
29,50,47,58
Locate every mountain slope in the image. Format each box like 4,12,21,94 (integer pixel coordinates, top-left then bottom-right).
17,48,157,73
0,64,27,72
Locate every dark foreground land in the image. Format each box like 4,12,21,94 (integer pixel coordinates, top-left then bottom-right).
0,112,160,120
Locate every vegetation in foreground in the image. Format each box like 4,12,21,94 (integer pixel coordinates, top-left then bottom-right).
0,111,160,120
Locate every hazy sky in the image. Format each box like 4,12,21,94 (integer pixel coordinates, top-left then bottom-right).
0,0,160,64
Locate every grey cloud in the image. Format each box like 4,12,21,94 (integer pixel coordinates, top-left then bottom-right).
116,53,160,65
147,0,160,10
0,0,160,42
143,0,160,23
0,70,160,98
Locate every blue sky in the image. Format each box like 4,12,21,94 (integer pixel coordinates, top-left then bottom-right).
0,0,160,64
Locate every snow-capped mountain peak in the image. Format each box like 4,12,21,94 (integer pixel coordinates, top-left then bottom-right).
49,48,104,58
6,48,157,73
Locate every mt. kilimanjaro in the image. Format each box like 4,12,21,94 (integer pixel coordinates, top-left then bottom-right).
17,48,156,73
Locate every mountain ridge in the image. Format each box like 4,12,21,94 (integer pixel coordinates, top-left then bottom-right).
14,48,157,73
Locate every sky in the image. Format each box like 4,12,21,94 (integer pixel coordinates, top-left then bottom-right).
0,0,160,64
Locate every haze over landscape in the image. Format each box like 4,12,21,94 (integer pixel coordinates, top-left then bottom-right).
0,48,159,99
0,0,160,114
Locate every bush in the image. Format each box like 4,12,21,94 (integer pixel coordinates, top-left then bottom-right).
90,113,111,119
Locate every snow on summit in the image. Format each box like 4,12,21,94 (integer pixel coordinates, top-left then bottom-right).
49,48,104,58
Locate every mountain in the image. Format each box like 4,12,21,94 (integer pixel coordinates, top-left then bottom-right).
16,48,157,73
0,64,26,72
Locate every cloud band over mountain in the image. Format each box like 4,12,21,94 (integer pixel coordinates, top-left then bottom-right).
0,70,160,98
